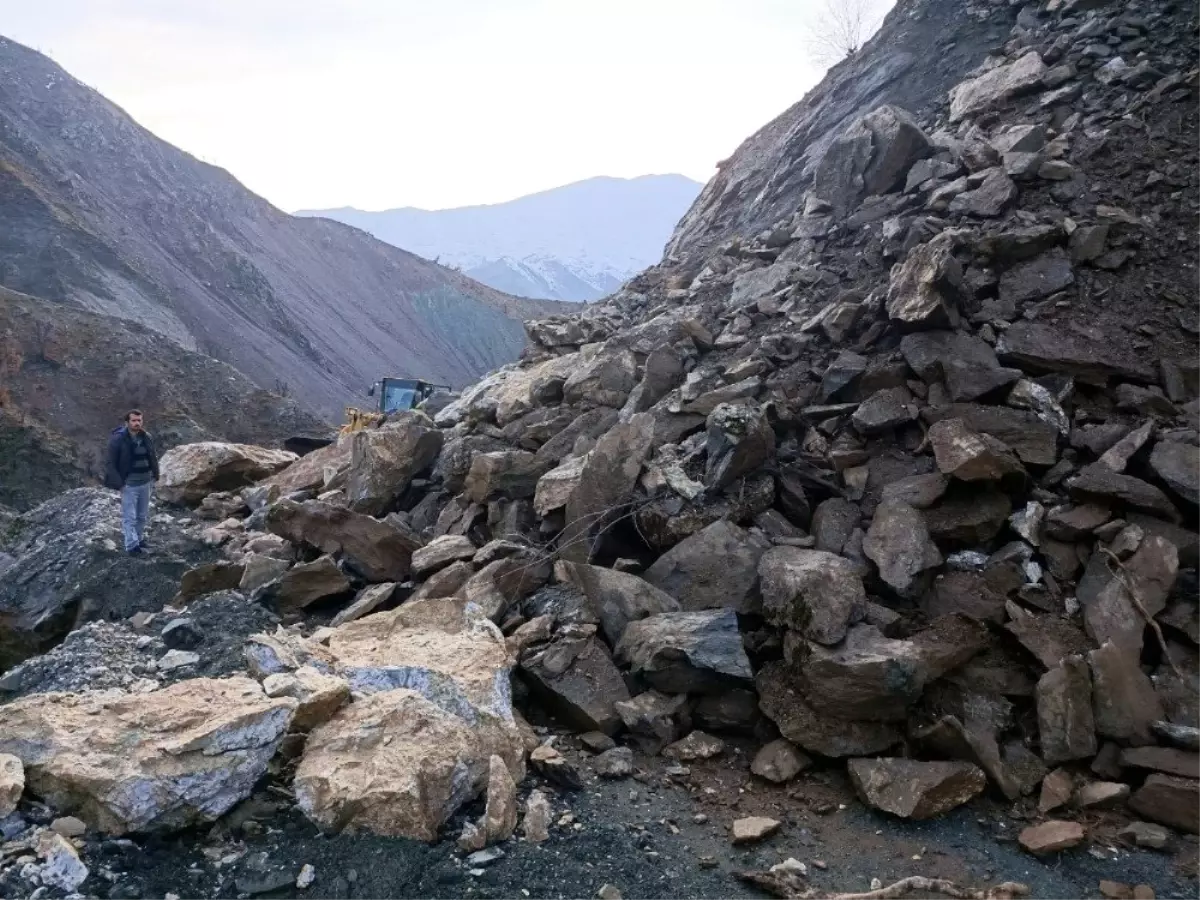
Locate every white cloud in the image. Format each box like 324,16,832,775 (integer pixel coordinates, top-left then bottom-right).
4,0,893,211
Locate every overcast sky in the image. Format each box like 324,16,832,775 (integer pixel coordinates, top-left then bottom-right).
4,0,892,212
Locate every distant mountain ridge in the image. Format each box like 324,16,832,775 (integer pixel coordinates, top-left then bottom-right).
298,174,703,302
0,35,567,421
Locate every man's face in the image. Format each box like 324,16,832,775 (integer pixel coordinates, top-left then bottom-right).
127,414,144,432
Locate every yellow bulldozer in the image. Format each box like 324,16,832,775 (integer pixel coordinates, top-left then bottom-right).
285,377,453,455
340,377,453,434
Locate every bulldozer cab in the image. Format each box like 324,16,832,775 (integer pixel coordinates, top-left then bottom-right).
368,377,452,414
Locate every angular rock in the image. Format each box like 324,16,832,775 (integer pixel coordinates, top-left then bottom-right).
158,442,297,505
483,754,519,844
294,688,524,840
949,169,1017,217
820,350,868,401
0,677,295,834
731,816,781,844
346,413,443,515
927,572,1006,624
1089,641,1164,746
929,418,1025,482
1149,442,1200,506
178,561,245,602
1119,747,1200,779
1119,821,1171,851
1039,768,1074,813
523,789,551,843
1036,657,1097,764
262,666,351,731
412,535,477,577
693,689,762,734
1077,780,1131,809
901,331,997,383
758,547,866,645
521,635,631,735
852,386,920,435
757,662,901,757
924,403,1059,466
266,499,419,582
594,746,635,778
614,690,691,755
35,831,89,892
0,753,22,817
562,347,638,408
270,554,350,610
923,487,1012,546
997,322,1157,385
1078,536,1178,657
1128,774,1199,834
664,730,726,761
321,598,515,722
557,562,681,646
1098,421,1155,473
1068,465,1180,521
533,454,586,516
811,497,860,553
863,501,942,599
560,414,655,563
886,233,962,330
240,554,292,594
465,451,548,504
751,740,811,783
950,50,1046,119
705,402,776,490
880,473,949,510
1019,820,1085,855
800,625,928,722
848,758,986,819
643,520,769,615
616,609,752,694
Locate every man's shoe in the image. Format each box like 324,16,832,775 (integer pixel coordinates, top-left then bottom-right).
127,545,144,556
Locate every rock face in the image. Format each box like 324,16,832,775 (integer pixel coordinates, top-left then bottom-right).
0,677,295,834
848,758,986,819
158,443,298,505
346,413,443,515
758,547,867,644
615,609,753,693
294,688,524,841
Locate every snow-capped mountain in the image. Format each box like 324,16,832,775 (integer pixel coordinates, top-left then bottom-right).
296,174,704,302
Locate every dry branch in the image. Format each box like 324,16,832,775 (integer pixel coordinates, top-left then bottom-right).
736,871,1030,900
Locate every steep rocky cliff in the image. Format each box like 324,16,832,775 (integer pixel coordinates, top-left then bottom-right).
0,37,567,420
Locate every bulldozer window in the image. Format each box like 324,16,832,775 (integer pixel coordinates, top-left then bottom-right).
382,383,417,413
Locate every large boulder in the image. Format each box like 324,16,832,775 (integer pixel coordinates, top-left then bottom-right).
0,677,295,834
520,634,631,734
886,233,962,330
948,51,1047,122
705,403,776,490
556,562,681,645
562,347,638,408
813,105,931,216
1149,441,1200,506
798,625,929,722
1036,656,1097,765
863,500,942,599
559,414,655,563
294,688,524,840
615,609,753,694
996,321,1157,385
464,451,549,503
158,442,297,505
758,547,867,645
643,519,770,614
757,662,901,757
267,554,351,610
345,413,443,515
320,598,516,723
928,419,1024,482
848,758,987,819
1078,536,1178,658
1089,641,1164,747
265,499,419,582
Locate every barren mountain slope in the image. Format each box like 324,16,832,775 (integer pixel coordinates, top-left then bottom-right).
0,286,328,511
0,36,566,420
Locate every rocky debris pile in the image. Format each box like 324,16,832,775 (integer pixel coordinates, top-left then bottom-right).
0,0,1197,884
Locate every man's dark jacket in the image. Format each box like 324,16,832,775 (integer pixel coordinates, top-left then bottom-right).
104,426,160,489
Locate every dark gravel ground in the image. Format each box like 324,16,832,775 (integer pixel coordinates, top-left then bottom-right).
54,741,1197,900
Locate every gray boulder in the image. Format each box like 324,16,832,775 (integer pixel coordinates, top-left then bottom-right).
615,609,752,694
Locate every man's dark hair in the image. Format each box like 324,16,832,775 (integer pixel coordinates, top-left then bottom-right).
124,409,143,422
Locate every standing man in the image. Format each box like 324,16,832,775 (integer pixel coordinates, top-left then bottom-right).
105,409,160,555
